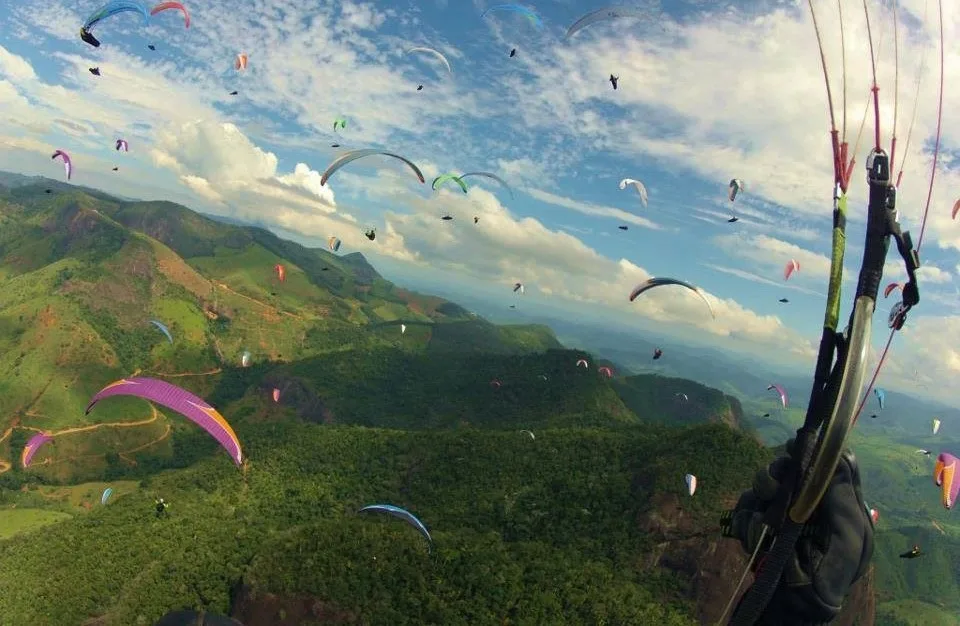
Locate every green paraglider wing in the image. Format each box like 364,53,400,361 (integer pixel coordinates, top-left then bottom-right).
432,173,468,193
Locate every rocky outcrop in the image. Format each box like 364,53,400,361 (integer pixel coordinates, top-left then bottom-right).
637,492,876,624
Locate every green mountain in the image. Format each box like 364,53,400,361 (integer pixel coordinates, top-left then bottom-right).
0,177,948,625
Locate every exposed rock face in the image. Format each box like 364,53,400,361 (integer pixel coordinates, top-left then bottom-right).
232,585,358,625
636,492,876,624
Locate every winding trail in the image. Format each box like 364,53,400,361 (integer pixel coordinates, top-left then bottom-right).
144,368,222,378
0,407,164,474
215,281,305,320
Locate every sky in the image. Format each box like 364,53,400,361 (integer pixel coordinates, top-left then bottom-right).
1,0,959,406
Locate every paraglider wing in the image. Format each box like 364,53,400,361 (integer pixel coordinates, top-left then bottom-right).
766,384,788,408
520,429,535,440
241,350,252,367
874,387,886,411
883,282,902,298
52,150,72,180
86,377,243,466
405,47,452,74
513,282,524,294
618,178,648,207
115,139,129,152
333,117,347,132
481,4,544,29
272,388,280,403
728,178,745,202
565,7,648,39
320,149,425,187
359,504,433,546
784,259,800,281
21,433,53,468
432,173,468,194
83,1,150,34
459,172,514,197
149,320,173,343
576,358,589,369
101,487,113,505
274,264,286,282
400,323,407,334
598,366,613,378
934,418,942,435
685,473,697,496
235,53,248,70
953,199,960,220
327,236,341,252
628,277,716,319
149,1,190,28
934,453,960,509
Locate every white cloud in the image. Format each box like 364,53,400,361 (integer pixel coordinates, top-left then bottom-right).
714,233,833,281
0,46,36,81
705,264,823,297
525,187,661,230
1,0,958,403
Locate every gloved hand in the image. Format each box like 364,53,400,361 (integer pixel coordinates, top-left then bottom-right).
729,439,874,625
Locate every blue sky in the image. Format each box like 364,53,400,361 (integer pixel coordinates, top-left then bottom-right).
1,0,959,405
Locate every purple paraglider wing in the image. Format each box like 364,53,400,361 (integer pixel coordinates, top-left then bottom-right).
21,433,53,468
766,384,788,408
86,377,242,465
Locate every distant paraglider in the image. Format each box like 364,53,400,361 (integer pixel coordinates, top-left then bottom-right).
653,348,663,360
576,358,589,369
598,366,613,378
115,139,129,152
609,74,619,90
406,47,453,75
874,388,886,411
21,433,53,468
629,278,715,320
433,173,468,194
358,504,433,549
900,545,924,559
520,429,535,440
328,236,341,252
784,259,800,281
51,150,72,180
933,418,942,435
241,351,252,368
274,264,286,283
685,474,697,496
619,178,648,207
101,487,113,505
320,149,425,187
150,2,190,29
766,384,788,408
89,67,101,76
149,320,173,343
235,53,248,71
564,7,649,39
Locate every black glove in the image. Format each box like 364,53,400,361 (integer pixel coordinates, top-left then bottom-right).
729,440,874,625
